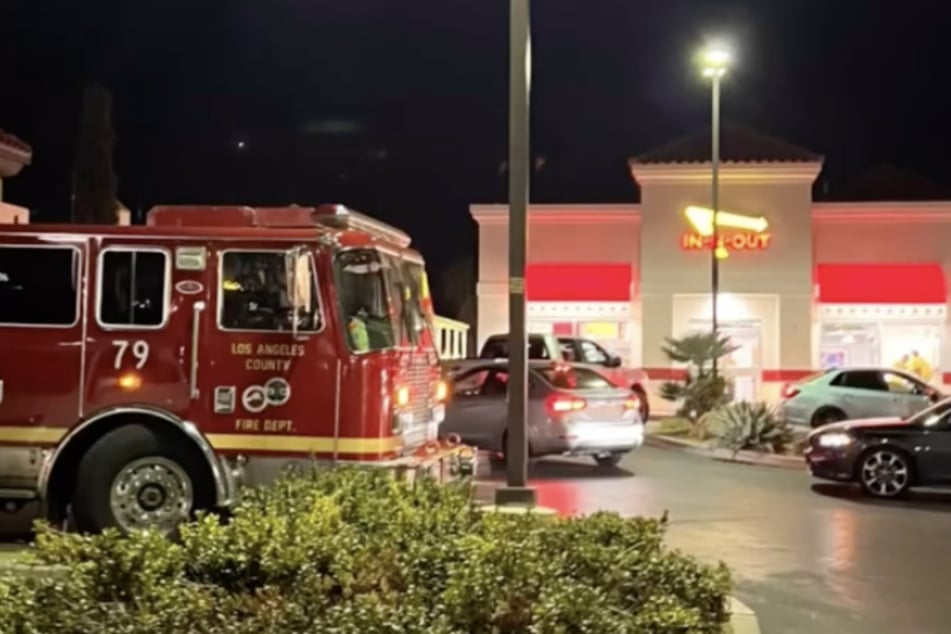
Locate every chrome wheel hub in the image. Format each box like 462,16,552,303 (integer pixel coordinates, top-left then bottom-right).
110,457,193,534
861,451,909,497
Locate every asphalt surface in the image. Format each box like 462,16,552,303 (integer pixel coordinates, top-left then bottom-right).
476,447,951,634
4,447,951,633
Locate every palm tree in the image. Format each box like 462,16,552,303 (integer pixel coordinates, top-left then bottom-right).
659,332,738,421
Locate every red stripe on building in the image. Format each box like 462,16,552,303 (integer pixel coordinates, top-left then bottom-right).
761,370,817,383
526,263,633,302
644,369,816,382
643,368,688,381
816,263,946,304
941,373,951,385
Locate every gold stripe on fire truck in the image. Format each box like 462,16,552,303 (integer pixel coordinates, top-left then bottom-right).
0,427,402,455
205,434,402,454
0,427,68,444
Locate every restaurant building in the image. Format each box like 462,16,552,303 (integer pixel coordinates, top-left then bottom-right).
471,124,951,409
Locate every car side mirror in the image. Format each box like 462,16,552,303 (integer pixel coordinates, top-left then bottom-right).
606,355,622,368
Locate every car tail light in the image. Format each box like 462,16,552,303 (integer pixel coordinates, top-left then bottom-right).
546,394,586,415
782,384,800,399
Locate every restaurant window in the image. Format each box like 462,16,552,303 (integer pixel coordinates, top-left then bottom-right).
819,322,941,380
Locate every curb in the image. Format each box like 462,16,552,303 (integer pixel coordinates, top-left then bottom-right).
728,596,761,634
646,433,805,471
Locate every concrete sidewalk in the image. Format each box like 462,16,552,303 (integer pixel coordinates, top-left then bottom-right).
729,596,761,634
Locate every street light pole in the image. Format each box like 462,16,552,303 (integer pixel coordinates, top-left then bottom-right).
701,45,730,380
710,73,721,379
496,0,536,507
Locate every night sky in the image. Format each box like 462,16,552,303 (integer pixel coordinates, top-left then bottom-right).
3,0,951,284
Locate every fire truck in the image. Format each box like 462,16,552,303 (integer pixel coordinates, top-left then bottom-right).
0,204,474,535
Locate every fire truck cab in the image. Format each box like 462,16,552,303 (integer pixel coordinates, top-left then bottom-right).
0,204,472,535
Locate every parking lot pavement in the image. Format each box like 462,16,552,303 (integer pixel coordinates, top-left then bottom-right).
476,446,951,634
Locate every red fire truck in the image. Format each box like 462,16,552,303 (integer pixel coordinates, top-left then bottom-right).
0,204,474,535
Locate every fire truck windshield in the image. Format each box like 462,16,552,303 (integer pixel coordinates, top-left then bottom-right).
401,260,434,334
335,248,427,352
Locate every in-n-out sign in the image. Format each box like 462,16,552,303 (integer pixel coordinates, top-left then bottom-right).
680,206,772,259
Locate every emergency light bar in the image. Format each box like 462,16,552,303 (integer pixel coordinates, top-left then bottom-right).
312,204,412,248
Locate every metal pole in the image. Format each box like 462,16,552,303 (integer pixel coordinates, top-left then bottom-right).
710,74,721,379
496,0,536,507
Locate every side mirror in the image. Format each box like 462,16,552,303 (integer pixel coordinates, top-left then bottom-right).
606,355,622,368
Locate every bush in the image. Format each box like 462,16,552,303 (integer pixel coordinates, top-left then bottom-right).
659,332,737,422
4,468,731,633
660,373,731,422
707,401,793,458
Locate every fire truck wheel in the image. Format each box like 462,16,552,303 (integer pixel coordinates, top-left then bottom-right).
71,424,209,536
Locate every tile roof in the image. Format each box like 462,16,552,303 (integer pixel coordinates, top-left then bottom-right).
820,164,951,202
631,121,822,165
0,130,32,162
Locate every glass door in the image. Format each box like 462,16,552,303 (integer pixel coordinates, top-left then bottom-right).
689,319,763,402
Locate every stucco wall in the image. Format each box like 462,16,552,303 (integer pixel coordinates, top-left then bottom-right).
0,202,29,224
472,205,640,348
635,165,818,375
813,204,951,264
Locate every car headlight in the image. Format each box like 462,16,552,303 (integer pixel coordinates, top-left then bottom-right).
817,432,852,448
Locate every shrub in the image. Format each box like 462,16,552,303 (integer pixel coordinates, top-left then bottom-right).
659,332,737,422
4,468,731,633
708,400,793,458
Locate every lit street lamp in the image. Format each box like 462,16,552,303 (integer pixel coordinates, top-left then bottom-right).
700,44,731,379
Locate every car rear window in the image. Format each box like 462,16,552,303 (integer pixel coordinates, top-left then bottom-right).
536,366,614,390
480,337,553,359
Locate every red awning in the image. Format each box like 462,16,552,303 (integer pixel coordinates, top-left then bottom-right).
526,263,633,302
816,263,946,304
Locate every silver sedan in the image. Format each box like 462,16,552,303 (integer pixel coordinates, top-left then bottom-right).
440,361,644,468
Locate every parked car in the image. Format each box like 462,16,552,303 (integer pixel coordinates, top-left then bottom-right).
439,360,644,469
805,397,951,498
780,367,941,428
446,333,651,421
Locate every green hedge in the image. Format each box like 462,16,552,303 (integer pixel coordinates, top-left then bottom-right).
0,469,730,633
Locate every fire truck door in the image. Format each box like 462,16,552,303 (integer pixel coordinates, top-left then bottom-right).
197,247,335,448
0,240,87,450
82,245,200,417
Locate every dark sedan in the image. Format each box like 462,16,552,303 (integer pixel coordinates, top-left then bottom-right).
805,397,951,498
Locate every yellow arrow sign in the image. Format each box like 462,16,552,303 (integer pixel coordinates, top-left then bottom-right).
684,206,769,237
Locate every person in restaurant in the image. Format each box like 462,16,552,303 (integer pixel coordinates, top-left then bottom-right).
907,350,933,382
893,353,910,372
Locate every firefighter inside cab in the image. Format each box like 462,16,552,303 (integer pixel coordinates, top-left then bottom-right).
221,250,315,332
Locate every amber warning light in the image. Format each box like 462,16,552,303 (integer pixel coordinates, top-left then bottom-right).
118,373,142,391
395,385,411,408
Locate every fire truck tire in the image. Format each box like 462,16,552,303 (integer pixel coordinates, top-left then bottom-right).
71,424,210,536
